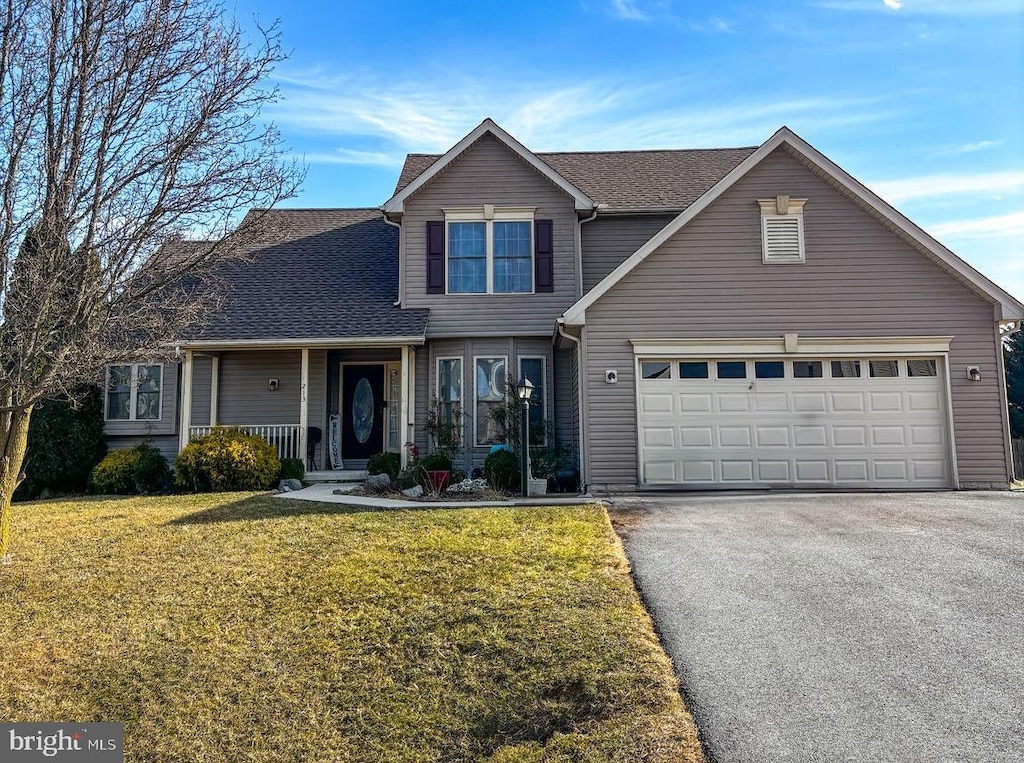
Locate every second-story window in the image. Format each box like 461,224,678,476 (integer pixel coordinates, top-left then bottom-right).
445,207,534,294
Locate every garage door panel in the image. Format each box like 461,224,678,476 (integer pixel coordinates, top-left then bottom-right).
793,393,827,412
833,426,867,446
682,461,715,482
835,460,870,482
643,427,676,448
756,426,789,447
638,354,951,489
754,393,789,412
872,426,905,446
758,461,790,481
794,425,828,447
831,392,866,412
719,426,751,447
679,393,712,412
874,461,909,480
718,394,749,412
869,392,903,412
721,461,755,482
680,427,713,447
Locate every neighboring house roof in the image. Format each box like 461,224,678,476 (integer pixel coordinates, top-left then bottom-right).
561,127,1024,326
395,146,758,212
382,118,596,213
180,208,428,346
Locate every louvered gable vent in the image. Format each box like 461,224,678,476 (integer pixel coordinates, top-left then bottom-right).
758,196,807,264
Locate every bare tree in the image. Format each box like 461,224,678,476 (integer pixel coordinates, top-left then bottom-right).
0,0,301,560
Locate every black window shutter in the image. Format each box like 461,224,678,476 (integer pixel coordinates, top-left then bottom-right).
426,221,444,294
534,219,553,293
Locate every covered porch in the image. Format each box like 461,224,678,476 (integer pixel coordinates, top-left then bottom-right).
178,339,422,472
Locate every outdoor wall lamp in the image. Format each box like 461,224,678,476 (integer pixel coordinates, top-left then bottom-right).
268,378,279,391
966,366,981,382
516,377,535,496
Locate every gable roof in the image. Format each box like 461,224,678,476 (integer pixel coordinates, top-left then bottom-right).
561,127,1024,325
382,119,595,213
179,208,428,346
396,146,757,211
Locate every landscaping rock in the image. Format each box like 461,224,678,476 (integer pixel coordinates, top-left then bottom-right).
279,478,302,492
401,484,423,499
364,473,391,493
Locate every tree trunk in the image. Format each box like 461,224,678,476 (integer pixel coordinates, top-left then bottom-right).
0,407,32,561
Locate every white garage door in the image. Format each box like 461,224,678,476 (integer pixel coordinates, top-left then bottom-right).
638,357,952,488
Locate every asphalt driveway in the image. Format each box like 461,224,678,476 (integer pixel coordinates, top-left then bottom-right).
608,491,1024,763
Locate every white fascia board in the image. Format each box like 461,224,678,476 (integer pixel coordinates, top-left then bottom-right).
381,118,595,213
562,126,1024,325
630,335,954,358
176,335,426,351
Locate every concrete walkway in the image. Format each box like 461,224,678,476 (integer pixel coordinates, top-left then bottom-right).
609,491,1024,763
274,482,591,508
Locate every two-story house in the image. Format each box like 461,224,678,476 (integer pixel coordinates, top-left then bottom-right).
104,119,1024,492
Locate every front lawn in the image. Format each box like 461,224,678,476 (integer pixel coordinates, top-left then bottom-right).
0,494,702,762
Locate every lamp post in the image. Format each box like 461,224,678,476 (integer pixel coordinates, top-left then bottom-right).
516,376,534,496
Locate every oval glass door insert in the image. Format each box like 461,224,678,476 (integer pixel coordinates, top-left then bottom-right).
352,377,374,444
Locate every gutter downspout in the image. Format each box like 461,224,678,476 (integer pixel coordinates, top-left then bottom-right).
557,319,587,493
381,210,403,306
575,206,600,297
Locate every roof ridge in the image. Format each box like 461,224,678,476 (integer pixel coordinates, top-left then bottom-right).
249,207,382,213
537,146,758,156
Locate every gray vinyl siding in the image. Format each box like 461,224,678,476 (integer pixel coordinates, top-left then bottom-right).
418,337,553,471
402,134,580,337
107,435,180,463
581,214,675,293
583,146,1009,490
103,361,179,438
553,346,578,462
190,356,212,425
218,350,302,425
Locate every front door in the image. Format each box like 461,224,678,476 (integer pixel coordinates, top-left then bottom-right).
341,364,385,459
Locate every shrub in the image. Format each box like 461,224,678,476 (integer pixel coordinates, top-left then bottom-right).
279,458,305,481
367,451,401,480
175,428,280,492
89,443,170,495
484,450,521,493
15,386,107,500
413,452,452,488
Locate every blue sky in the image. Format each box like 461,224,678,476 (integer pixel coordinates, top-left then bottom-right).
238,0,1023,299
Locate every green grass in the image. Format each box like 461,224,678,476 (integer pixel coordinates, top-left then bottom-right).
0,494,703,762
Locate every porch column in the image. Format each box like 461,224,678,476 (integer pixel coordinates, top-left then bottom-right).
400,345,411,469
298,347,309,465
209,354,220,426
179,349,193,450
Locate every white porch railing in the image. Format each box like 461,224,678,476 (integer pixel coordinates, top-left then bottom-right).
188,424,302,461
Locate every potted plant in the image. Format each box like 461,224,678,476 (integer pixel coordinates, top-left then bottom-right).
415,452,452,495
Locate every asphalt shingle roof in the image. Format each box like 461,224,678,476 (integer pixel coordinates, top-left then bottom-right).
183,208,428,343
395,146,758,210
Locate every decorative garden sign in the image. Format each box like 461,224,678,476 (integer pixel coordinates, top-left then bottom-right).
329,413,344,469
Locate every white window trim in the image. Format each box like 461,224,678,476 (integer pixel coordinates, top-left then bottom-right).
435,356,464,445
758,196,807,264
518,355,548,446
444,206,536,295
105,363,163,422
473,354,508,448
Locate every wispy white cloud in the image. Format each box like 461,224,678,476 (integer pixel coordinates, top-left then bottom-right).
871,170,1024,202
611,0,650,20
816,0,1024,14
928,210,1024,239
269,71,888,166
296,149,405,167
951,139,1004,154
